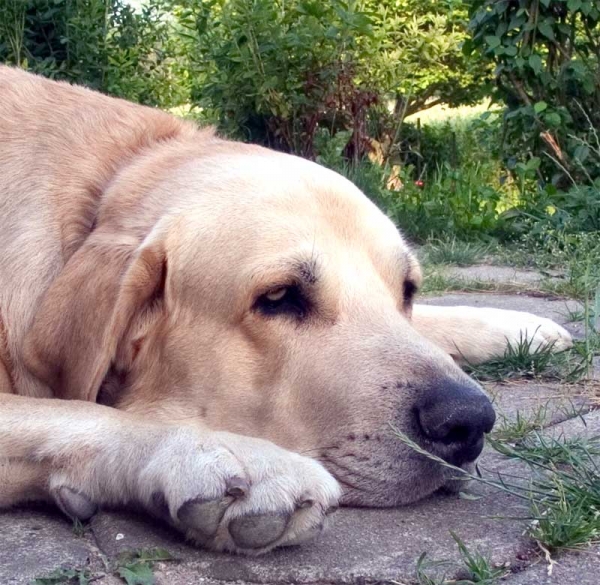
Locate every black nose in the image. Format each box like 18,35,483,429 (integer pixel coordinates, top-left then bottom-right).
415,377,495,465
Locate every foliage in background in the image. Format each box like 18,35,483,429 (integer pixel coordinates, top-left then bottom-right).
175,0,377,159
0,0,190,107
322,112,512,242
173,0,488,161
467,0,600,185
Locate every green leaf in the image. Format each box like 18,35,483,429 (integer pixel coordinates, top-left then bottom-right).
504,45,518,56
568,0,583,11
529,54,543,74
33,568,90,585
484,35,501,49
538,21,555,40
117,563,155,585
574,144,590,162
545,112,561,127
534,101,548,113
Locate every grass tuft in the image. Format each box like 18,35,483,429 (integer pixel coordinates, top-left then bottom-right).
464,332,558,382
415,532,508,585
33,548,175,585
419,238,492,267
393,424,600,555
463,325,599,384
491,405,550,443
33,567,92,585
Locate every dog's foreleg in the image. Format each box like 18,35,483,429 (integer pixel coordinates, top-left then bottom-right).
412,304,572,364
0,394,339,553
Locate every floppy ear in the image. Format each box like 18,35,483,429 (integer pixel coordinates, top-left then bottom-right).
22,231,166,401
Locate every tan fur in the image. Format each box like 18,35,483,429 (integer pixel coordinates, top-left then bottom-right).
0,67,572,553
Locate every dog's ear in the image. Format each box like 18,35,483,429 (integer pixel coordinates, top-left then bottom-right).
22,231,167,401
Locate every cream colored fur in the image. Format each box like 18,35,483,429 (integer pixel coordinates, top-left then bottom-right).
0,66,571,554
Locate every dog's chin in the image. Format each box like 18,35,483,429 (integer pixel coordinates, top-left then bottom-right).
337,459,478,507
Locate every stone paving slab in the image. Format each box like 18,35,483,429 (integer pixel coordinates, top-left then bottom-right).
487,380,593,424
93,409,600,585
90,414,600,584
506,546,600,585
0,507,93,585
91,486,531,584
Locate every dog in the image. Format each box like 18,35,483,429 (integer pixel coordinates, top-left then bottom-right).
0,67,572,554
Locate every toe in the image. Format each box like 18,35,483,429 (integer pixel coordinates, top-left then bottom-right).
229,512,289,549
178,497,231,541
51,486,97,521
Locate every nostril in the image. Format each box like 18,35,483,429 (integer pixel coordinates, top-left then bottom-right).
415,409,480,445
444,425,472,445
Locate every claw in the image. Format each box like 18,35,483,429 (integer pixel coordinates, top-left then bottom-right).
226,476,249,498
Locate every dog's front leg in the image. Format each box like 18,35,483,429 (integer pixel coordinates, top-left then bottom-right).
412,304,573,364
0,394,340,554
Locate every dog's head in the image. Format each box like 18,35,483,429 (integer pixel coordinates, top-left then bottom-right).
24,139,494,506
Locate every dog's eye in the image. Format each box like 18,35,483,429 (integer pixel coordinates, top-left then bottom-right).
403,279,417,310
265,287,287,302
255,285,308,318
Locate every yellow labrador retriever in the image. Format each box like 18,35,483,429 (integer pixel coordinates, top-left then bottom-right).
0,67,572,554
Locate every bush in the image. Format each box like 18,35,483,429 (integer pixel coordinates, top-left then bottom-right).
176,0,376,159
399,111,504,178
0,0,190,107
467,0,600,186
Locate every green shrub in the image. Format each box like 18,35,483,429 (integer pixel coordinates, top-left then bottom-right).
467,0,600,186
176,0,376,158
0,0,190,107
506,111,600,237
175,0,489,161
400,111,504,179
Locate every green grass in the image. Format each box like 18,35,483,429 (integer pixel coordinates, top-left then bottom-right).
491,405,550,443
491,402,589,445
415,532,508,585
418,267,529,296
464,333,560,382
419,238,492,267
393,425,600,556
499,232,600,303
466,330,598,383
490,434,600,551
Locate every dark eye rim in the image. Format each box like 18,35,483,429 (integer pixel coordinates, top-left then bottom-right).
254,283,310,318
403,279,418,309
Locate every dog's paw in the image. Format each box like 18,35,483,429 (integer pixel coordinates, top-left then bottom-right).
439,306,574,365
495,310,573,354
139,430,341,554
